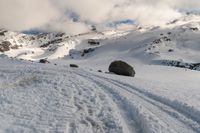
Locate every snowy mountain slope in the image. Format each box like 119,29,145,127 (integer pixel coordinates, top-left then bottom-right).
0,14,200,133
0,30,76,60
0,29,131,61
1,14,200,65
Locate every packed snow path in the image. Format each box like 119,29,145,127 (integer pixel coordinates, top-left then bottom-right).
0,61,200,133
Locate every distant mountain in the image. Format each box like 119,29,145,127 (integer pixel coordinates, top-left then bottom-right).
1,14,200,65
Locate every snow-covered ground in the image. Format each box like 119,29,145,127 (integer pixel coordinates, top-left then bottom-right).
0,14,200,132
0,57,200,133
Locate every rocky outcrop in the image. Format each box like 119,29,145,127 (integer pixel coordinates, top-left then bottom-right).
88,39,100,45
0,41,12,52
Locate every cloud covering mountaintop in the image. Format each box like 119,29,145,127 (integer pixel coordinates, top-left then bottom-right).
0,0,200,34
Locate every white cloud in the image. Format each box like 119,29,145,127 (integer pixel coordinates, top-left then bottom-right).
0,0,59,31
40,20,90,35
0,0,200,34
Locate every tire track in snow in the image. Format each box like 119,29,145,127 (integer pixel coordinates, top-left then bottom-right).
73,72,141,133
71,73,135,133
96,75,200,132
74,72,152,133
88,72,200,128
103,78,200,132
76,71,199,133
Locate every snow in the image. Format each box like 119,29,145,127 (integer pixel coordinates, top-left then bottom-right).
0,14,200,132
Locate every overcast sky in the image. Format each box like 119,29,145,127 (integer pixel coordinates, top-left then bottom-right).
0,0,200,34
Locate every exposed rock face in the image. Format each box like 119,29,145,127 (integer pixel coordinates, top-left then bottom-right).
40,38,63,48
0,30,7,36
88,39,100,45
160,60,200,71
0,41,12,52
109,61,135,77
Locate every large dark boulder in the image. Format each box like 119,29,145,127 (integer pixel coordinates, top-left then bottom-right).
109,61,135,77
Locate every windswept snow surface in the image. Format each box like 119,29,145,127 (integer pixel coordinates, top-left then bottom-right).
0,57,200,133
0,58,125,133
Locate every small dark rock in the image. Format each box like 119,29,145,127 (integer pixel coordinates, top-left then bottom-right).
83,48,95,54
98,70,102,73
39,59,50,64
70,64,79,68
165,38,171,41
153,39,162,44
167,32,172,35
168,49,174,52
91,25,97,31
81,48,94,57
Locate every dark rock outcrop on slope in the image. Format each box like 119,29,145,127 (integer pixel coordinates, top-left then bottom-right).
109,60,135,77
88,39,100,45
155,60,200,71
39,59,50,64
81,48,95,57
40,38,63,48
0,30,7,36
0,41,12,52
